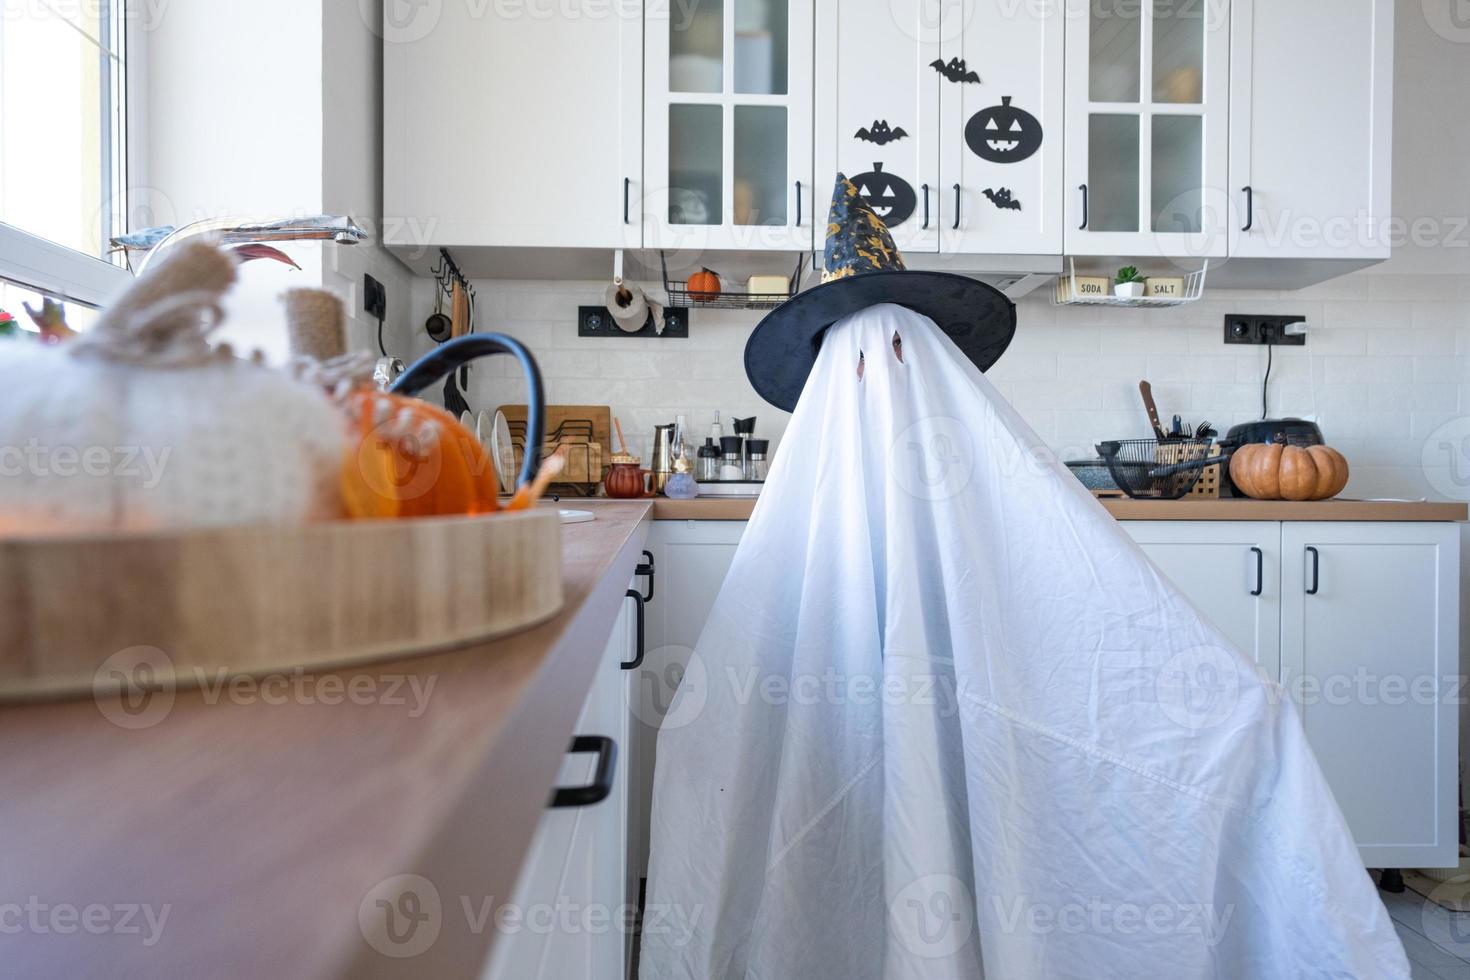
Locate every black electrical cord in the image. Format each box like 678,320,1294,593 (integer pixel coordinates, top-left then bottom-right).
376,311,387,357
1260,342,1273,420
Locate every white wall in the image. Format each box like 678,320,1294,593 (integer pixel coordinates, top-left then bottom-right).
139,0,413,363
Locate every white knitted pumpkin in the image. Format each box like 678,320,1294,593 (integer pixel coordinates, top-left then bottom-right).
0,243,346,533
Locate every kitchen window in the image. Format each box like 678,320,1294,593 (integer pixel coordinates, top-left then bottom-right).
0,0,133,309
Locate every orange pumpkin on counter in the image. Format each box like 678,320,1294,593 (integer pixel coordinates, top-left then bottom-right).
1229,443,1350,501
340,389,501,518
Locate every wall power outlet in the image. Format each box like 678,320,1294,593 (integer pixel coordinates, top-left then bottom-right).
1223,314,1307,346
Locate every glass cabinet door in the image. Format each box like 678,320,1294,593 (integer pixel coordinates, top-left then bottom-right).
646,0,814,251
1064,0,1228,258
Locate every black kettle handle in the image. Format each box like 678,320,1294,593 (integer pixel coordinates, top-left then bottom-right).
389,334,545,489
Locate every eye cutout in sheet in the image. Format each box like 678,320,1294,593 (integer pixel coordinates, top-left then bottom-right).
892,331,903,363
857,350,865,381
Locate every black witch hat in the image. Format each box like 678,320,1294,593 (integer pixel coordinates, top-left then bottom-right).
744,173,1016,412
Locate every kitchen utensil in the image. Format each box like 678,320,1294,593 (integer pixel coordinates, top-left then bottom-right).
718,435,746,480
651,423,677,493
425,286,452,342
507,448,566,510
451,279,470,338
745,439,770,482
1096,438,1223,500
500,404,614,495
1138,381,1167,441
696,438,720,481
491,410,516,495
1170,415,1183,438
1196,420,1215,439
1225,418,1324,448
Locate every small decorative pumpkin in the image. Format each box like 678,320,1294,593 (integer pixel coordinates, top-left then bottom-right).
338,388,501,519
964,96,1044,164
0,243,345,534
851,162,917,228
688,268,722,302
1229,443,1350,501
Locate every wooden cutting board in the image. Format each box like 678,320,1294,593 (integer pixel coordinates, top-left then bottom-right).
0,510,563,702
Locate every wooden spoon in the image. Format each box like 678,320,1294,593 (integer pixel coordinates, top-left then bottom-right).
506,447,567,511
613,417,629,456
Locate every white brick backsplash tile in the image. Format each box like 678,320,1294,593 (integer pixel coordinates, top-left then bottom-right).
1146,354,1235,383
1369,274,1464,302
1320,300,1413,330
987,352,1058,382
1059,353,1147,380
412,272,1470,500
1367,325,1457,356
1326,356,1413,383
1415,356,1470,384
1009,381,1102,413
1192,383,1267,413
1097,324,1189,354
1369,383,1459,413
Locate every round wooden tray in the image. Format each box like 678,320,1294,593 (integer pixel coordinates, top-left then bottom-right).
0,509,563,702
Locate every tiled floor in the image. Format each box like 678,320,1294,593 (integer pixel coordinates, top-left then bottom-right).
1381,887,1470,979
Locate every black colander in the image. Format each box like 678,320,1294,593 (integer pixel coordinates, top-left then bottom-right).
1095,438,1225,500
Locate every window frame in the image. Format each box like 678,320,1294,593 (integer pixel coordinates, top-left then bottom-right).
0,0,141,308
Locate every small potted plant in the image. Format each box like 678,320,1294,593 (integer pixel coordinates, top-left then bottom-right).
1114,265,1146,299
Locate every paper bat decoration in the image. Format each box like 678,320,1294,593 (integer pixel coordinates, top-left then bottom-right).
983,187,1023,211
931,57,980,84
854,119,909,145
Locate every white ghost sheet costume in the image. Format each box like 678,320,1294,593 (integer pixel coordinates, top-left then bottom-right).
639,304,1408,980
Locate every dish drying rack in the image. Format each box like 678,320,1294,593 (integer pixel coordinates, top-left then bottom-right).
1053,257,1207,308
660,251,806,311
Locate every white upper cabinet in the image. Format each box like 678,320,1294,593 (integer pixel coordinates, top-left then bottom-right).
815,0,941,254
940,0,1064,256
383,4,641,250
1228,0,1392,260
644,0,815,252
1064,0,1230,258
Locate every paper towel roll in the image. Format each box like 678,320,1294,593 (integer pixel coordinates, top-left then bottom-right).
605,281,662,334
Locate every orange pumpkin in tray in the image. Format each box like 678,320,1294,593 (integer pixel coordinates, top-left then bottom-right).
340,389,501,518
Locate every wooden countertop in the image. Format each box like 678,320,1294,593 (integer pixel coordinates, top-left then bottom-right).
652,497,1468,522
0,500,653,980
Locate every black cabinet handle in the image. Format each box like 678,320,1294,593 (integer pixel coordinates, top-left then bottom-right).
1241,185,1253,232
1078,183,1089,229
1305,546,1320,595
635,549,655,603
1249,546,1263,596
549,736,617,809
620,589,646,670
921,183,930,229
794,181,802,225
623,177,631,225
952,184,961,230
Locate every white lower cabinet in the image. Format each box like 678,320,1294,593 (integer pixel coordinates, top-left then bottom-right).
1121,521,1281,679
481,592,640,980
631,521,746,883
1280,523,1460,869
635,519,1460,875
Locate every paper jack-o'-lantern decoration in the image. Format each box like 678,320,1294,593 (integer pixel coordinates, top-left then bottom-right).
851,163,917,228
965,97,1044,164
